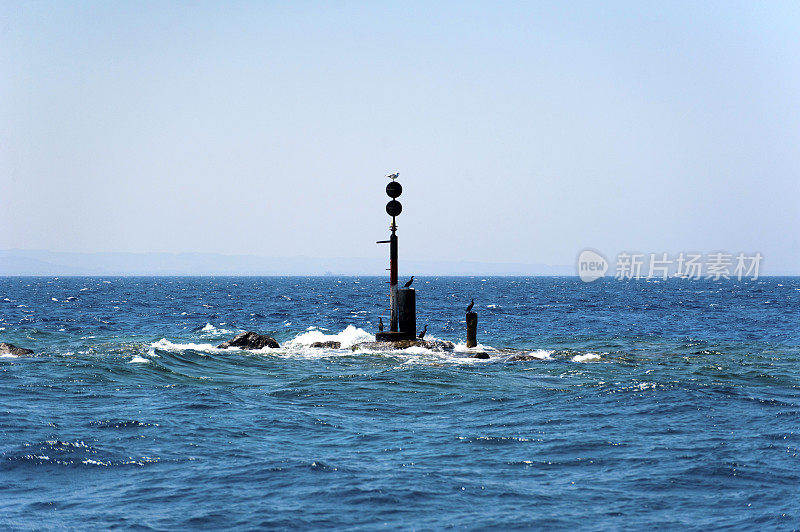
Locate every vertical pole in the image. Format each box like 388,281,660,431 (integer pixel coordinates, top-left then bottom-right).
389,218,398,332
397,288,416,337
466,311,478,348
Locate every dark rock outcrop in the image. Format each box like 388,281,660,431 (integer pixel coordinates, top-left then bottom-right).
470,352,490,359
352,339,455,352
310,341,341,349
218,332,279,350
0,343,33,356
508,354,537,361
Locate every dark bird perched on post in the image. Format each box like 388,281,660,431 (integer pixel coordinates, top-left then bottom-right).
386,172,399,180
466,299,474,313
404,276,414,288
418,324,427,339
378,317,384,332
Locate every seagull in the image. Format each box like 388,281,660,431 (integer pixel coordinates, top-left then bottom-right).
418,324,427,339
386,172,399,180
378,317,384,332
466,299,474,313
404,276,414,288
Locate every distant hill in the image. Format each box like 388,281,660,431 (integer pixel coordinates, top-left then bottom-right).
0,249,572,276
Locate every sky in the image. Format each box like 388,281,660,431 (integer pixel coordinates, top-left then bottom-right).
1,1,799,272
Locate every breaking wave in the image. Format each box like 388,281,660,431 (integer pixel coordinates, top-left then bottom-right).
284,325,373,349
528,349,555,360
139,326,609,367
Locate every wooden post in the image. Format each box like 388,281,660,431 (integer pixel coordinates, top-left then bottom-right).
466,311,478,348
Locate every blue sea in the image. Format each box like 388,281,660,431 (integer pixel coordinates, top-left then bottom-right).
1,276,799,530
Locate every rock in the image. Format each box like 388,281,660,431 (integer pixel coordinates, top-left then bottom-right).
217,332,279,350
310,341,341,349
508,354,537,361
426,339,455,350
352,339,455,352
0,343,34,356
470,352,490,359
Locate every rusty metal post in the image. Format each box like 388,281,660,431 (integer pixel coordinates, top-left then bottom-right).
389,220,398,331
466,311,478,348
397,287,416,337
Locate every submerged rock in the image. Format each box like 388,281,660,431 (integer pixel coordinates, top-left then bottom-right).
419,339,454,350
217,332,279,350
310,341,341,349
470,352,490,359
352,339,455,352
0,343,34,356
508,354,538,361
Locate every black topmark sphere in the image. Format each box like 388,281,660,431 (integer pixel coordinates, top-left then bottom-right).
386,181,402,198
386,200,402,217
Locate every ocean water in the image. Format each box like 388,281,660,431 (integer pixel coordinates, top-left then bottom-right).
1,276,798,530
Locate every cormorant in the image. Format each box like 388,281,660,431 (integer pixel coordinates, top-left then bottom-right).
404,276,414,288
418,325,427,339
466,299,474,313
378,317,384,332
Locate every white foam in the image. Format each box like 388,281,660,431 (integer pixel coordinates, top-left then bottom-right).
285,325,373,349
150,326,509,367
151,338,221,352
402,345,433,355
453,341,494,353
528,349,554,360
573,353,601,363
129,356,149,364
199,323,233,336
0,352,17,358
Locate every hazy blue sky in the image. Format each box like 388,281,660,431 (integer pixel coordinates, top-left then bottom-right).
2,1,798,271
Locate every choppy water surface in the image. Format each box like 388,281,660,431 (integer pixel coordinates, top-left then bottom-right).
1,276,799,529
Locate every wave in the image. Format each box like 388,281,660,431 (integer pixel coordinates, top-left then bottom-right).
151,338,224,352
142,326,609,367
528,349,555,360
198,323,233,336
3,439,165,469
284,325,373,349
